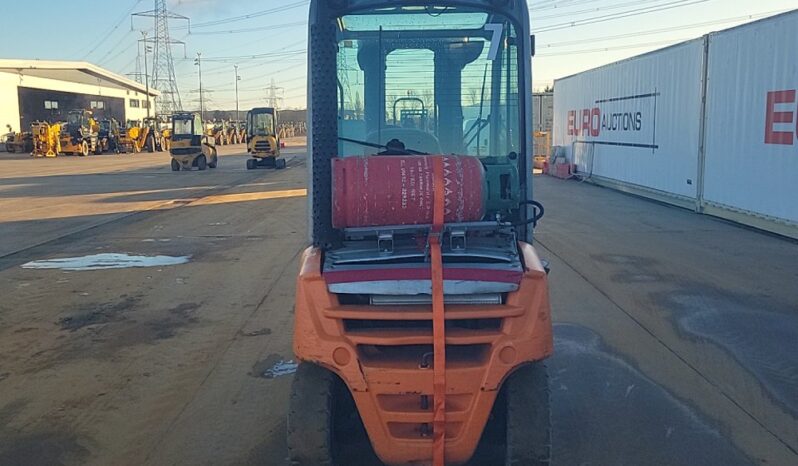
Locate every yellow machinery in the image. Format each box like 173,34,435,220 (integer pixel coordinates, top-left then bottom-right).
59,110,101,156
117,120,140,153
208,121,226,146
31,121,62,157
223,121,240,145
170,112,218,171
246,107,284,170
97,119,122,154
235,121,247,145
4,125,34,153
159,115,172,151
117,120,157,153
143,117,167,152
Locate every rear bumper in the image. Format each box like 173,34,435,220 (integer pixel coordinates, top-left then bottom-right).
293,243,553,465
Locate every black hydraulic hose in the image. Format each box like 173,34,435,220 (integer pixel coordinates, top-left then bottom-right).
514,200,545,228
337,136,428,155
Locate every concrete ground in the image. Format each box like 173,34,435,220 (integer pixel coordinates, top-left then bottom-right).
0,146,795,465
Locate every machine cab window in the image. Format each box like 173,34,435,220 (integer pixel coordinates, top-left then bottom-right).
336,6,521,162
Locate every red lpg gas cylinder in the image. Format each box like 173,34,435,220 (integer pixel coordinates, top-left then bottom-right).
332,155,486,228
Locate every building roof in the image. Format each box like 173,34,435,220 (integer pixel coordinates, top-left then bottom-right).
0,59,159,96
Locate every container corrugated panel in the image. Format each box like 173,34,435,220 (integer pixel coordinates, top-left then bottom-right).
702,10,798,227
533,92,553,132
553,39,705,200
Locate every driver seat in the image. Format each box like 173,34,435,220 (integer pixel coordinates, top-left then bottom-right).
366,128,441,155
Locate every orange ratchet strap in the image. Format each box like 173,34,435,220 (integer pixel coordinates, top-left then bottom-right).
430,156,446,466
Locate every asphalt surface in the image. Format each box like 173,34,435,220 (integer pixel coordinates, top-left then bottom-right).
0,145,795,465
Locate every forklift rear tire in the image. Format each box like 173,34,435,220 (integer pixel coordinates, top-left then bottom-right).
147,137,155,153
171,159,180,171
246,158,255,170
197,154,207,171
80,141,89,157
287,363,337,466
505,362,551,465
94,143,103,155
208,153,218,169
276,158,287,170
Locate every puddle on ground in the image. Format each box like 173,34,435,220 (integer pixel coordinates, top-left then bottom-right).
251,355,298,379
263,360,298,378
549,323,751,466
21,253,190,271
663,291,798,417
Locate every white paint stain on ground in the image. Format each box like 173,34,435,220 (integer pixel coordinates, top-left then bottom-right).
21,253,191,271
263,360,298,379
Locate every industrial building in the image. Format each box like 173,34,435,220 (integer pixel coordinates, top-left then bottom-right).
0,59,159,133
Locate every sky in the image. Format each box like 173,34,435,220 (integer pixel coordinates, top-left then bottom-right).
0,0,795,111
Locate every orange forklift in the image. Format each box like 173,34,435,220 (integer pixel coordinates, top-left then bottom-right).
289,1,552,465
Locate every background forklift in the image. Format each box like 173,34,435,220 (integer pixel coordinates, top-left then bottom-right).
289,1,551,465
59,110,101,156
169,112,218,171
245,107,284,170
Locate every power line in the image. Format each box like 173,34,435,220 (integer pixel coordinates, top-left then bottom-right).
534,0,671,21
97,31,137,65
172,1,309,30
537,8,791,49
537,38,690,57
189,21,308,36
536,0,711,33
80,0,144,59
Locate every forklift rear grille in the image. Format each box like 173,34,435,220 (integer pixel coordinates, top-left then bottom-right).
356,344,490,368
344,318,501,332
171,147,197,156
254,142,273,152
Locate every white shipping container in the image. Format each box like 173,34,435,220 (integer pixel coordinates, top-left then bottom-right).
702,11,798,228
553,40,706,202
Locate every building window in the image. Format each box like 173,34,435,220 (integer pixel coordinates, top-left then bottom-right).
130,99,140,108
90,101,105,109
141,100,150,109
44,100,58,110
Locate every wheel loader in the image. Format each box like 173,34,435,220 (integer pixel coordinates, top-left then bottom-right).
245,107,284,170
59,110,101,156
169,112,218,171
289,1,552,465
